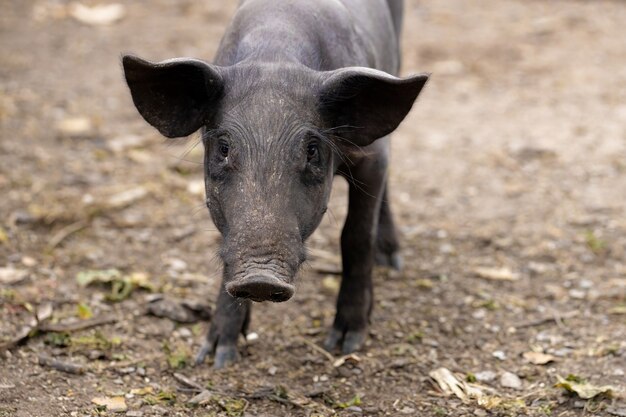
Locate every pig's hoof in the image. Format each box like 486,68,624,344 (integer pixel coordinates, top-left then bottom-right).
323,327,366,355
195,341,213,366
213,345,239,369
194,342,239,369
375,251,403,271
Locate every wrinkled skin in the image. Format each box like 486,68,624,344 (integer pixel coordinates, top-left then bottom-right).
122,0,429,368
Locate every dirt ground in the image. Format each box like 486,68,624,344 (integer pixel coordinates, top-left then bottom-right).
1,0,625,416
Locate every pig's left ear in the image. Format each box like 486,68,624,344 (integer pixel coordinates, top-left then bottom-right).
122,55,224,138
318,68,429,146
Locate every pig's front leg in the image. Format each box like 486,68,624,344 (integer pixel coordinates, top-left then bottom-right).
324,152,387,354
375,185,403,270
195,280,251,369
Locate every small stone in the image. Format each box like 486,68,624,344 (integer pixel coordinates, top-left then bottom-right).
88,350,105,360
492,350,507,361
439,243,455,254
21,256,37,267
126,411,144,417
166,258,187,272
500,372,522,390
569,289,586,299
472,309,487,319
0,266,28,285
474,370,497,382
177,327,192,338
607,406,626,417
150,405,168,415
346,406,363,413
268,366,277,376
187,180,205,196
108,134,150,153
551,347,572,357
246,332,259,343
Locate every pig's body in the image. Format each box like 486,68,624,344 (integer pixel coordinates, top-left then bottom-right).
215,0,401,73
123,0,428,368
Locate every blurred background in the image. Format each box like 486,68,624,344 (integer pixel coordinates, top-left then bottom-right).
1,1,625,416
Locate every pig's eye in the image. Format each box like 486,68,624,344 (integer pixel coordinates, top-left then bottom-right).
306,142,319,162
218,140,230,158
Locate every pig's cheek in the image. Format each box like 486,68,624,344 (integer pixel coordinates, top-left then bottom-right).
206,189,228,233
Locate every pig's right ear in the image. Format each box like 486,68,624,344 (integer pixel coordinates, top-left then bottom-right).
318,68,429,147
122,55,224,138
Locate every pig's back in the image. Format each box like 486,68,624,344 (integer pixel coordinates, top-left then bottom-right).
217,0,400,73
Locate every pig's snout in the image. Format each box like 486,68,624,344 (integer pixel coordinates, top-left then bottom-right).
225,273,295,302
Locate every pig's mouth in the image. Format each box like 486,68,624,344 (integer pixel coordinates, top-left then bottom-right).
225,272,296,303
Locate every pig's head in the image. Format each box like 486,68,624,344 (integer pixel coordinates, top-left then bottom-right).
122,55,428,302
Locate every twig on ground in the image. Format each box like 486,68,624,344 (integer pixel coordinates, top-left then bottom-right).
515,310,579,329
38,354,85,374
173,372,204,392
297,336,335,363
47,220,88,250
40,315,117,332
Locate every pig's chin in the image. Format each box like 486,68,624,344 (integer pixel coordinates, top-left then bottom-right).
225,269,296,303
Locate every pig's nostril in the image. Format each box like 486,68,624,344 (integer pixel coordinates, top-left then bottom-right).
226,274,295,303
236,290,251,299
269,291,290,303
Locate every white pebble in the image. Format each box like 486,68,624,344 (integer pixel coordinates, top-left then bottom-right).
500,372,522,389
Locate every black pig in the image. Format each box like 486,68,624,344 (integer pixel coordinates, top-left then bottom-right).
122,0,428,368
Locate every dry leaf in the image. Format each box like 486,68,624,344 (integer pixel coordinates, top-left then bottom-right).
130,386,154,396
55,116,94,137
36,302,53,323
0,266,28,285
91,396,127,412
333,353,361,368
523,351,556,365
188,390,213,405
70,3,126,26
322,275,340,293
429,367,484,402
555,375,614,399
106,187,149,209
473,267,520,281
77,302,93,320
